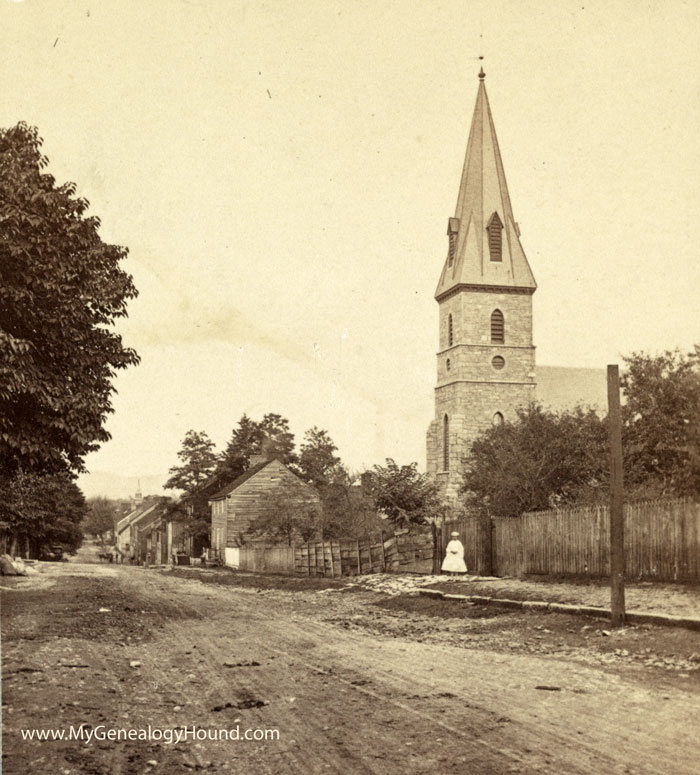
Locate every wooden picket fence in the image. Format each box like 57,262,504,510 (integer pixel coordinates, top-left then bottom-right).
295,530,435,577
489,498,700,581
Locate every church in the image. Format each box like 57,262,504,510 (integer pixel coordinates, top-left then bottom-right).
426,69,605,500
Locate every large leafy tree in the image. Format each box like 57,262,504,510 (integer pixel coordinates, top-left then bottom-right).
0,123,139,475
83,496,120,543
295,427,385,538
0,469,86,557
462,404,608,517
164,430,218,493
365,459,444,527
622,347,700,496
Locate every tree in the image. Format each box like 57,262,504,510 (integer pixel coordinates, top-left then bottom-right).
622,347,700,497
298,427,344,488
317,480,387,539
0,469,87,557
217,412,297,479
364,459,444,527
248,479,321,545
164,430,218,493
462,404,608,517
0,123,139,475
83,496,119,543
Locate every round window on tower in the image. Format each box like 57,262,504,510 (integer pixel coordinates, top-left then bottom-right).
491,355,505,370
446,358,451,371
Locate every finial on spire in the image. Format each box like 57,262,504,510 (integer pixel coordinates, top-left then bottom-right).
479,66,485,80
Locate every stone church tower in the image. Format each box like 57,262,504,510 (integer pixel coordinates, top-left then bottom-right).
426,70,537,500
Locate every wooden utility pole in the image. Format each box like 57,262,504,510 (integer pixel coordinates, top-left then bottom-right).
607,364,626,626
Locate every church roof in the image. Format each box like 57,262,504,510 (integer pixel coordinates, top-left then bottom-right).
435,69,537,300
536,366,608,413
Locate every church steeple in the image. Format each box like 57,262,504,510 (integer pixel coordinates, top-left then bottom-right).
435,70,536,300
426,71,537,502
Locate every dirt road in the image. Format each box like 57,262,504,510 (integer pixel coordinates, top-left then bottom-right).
2,561,700,774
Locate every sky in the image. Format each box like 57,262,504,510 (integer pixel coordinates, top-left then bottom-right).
3,0,699,498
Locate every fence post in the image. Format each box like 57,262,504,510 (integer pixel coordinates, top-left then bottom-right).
432,522,442,575
379,532,386,571
608,364,626,626
356,539,361,575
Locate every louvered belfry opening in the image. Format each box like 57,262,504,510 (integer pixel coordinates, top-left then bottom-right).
448,313,454,347
486,211,503,262
447,217,460,267
490,309,504,343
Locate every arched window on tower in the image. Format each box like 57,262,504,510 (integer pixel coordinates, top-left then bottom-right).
443,414,449,471
448,314,454,347
492,411,504,426
486,211,503,262
491,309,504,343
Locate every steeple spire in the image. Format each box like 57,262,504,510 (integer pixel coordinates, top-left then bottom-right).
435,73,536,299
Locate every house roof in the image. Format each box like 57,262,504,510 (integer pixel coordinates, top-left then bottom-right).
115,498,159,534
208,459,278,501
435,69,537,300
129,500,169,531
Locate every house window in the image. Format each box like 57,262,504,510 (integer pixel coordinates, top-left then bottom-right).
490,309,504,343
486,212,503,262
492,355,505,370
448,314,454,347
443,414,449,471
493,411,504,426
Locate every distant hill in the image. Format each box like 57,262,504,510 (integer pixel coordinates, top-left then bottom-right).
77,471,178,500
537,365,608,412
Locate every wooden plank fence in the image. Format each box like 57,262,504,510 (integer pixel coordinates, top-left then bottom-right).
238,544,296,574
489,498,700,581
294,530,434,577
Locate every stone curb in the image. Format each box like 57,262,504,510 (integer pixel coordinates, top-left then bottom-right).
417,588,700,631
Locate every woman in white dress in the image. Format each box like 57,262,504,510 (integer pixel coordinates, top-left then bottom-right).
441,531,467,576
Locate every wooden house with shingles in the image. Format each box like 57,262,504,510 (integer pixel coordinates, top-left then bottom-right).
208,458,319,564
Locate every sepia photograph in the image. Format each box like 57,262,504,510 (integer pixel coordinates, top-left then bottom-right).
1,1,699,773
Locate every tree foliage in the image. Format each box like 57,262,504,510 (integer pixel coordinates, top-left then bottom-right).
217,412,296,480
298,427,344,488
248,478,321,545
462,404,608,517
0,469,86,557
622,347,700,497
83,496,120,542
0,123,139,475
365,459,444,527
164,430,218,493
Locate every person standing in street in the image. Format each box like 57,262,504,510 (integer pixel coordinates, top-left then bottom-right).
441,531,467,576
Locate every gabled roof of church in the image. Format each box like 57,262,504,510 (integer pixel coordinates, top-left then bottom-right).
435,69,537,299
